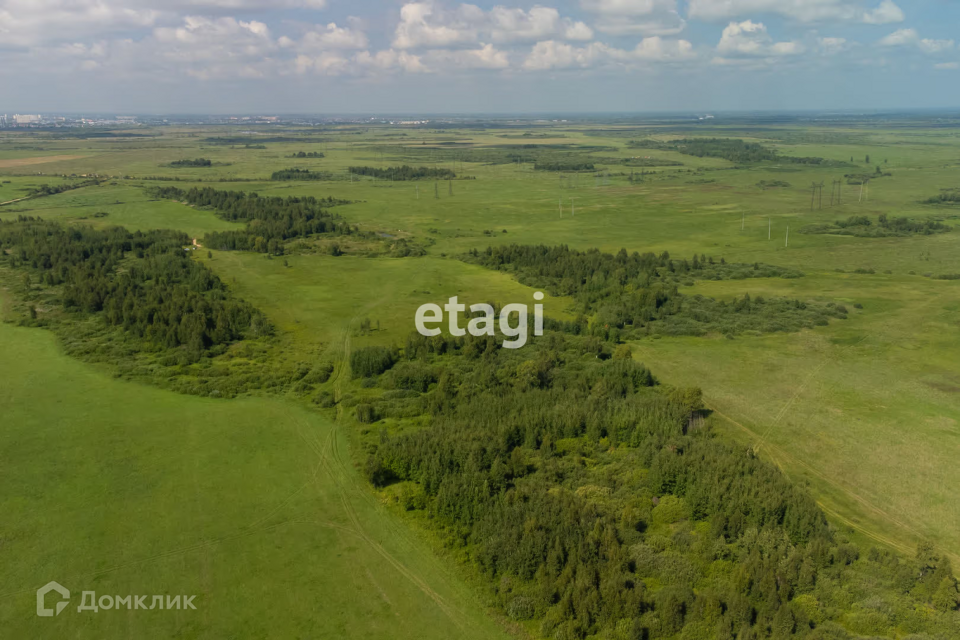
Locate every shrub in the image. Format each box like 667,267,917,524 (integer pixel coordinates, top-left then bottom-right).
350,346,398,378
312,390,336,408
355,402,378,423
304,362,335,384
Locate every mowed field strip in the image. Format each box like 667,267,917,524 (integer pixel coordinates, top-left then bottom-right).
0,154,87,168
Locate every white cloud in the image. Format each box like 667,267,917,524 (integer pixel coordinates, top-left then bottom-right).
524,40,608,70
152,16,277,79
878,27,917,46
171,0,326,8
423,43,511,68
291,44,508,76
393,2,594,49
393,2,477,49
0,0,158,49
622,35,694,60
918,39,955,55
878,28,954,57
579,0,686,36
280,22,369,51
817,36,850,55
862,0,904,24
522,36,694,70
688,0,904,25
488,6,593,42
716,20,804,58
353,49,428,73
291,52,348,75
934,62,959,70
0,0,333,50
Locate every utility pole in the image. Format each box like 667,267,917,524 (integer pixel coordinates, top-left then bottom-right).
416,184,419,200
811,182,817,210
819,181,824,209
785,226,789,248
768,217,771,240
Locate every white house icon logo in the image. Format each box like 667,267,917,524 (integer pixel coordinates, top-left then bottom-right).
37,581,70,617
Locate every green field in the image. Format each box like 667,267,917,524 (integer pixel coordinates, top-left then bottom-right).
0,315,510,639
3,118,960,636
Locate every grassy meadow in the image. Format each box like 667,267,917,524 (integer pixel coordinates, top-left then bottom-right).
0,317,510,639
3,117,960,635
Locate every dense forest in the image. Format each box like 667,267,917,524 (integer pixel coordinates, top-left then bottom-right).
0,217,269,359
347,165,457,180
169,158,212,167
534,160,596,171
627,139,830,166
801,214,951,238
353,331,959,639
147,186,356,254
463,245,844,339
271,168,326,181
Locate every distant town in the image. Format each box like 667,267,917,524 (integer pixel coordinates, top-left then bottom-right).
0,113,441,128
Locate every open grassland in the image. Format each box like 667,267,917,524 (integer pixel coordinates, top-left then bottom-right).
631,272,960,562
202,251,574,353
4,118,960,634
0,317,510,639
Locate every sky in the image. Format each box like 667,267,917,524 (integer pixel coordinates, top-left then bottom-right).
0,0,958,114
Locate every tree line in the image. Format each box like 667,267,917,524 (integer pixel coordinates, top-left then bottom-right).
0,217,270,360
463,244,843,340
27,177,102,197
628,138,832,166
802,214,951,238
270,168,326,181
169,158,212,167
347,165,456,180
147,186,356,255
924,189,960,205
534,160,596,171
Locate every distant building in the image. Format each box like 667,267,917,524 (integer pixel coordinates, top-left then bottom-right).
0,114,7,127
13,114,41,125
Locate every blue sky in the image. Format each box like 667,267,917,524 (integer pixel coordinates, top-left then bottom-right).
0,0,958,114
